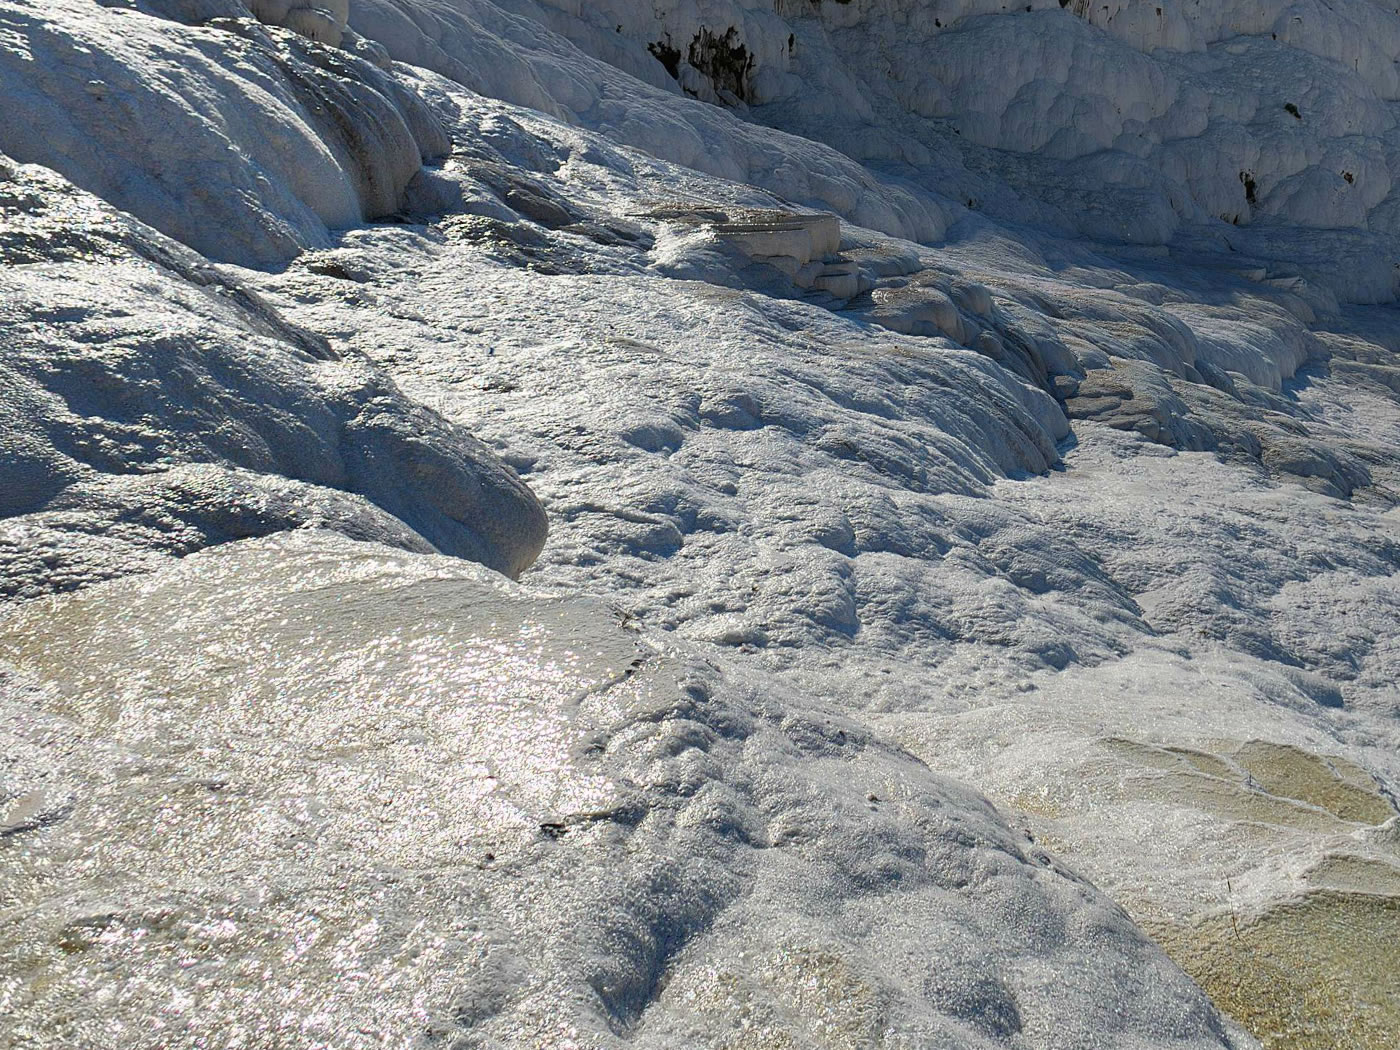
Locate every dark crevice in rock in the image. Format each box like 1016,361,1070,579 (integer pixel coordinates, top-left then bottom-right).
688,27,754,103
647,37,681,80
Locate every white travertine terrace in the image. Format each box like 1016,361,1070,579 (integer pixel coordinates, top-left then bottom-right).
2,1,1399,1047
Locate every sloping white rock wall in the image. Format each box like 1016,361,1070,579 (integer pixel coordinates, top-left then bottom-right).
454,0,1400,298
10,0,1396,295
0,0,448,264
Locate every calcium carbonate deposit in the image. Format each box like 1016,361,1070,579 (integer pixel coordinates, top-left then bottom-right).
2,1,1398,1048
